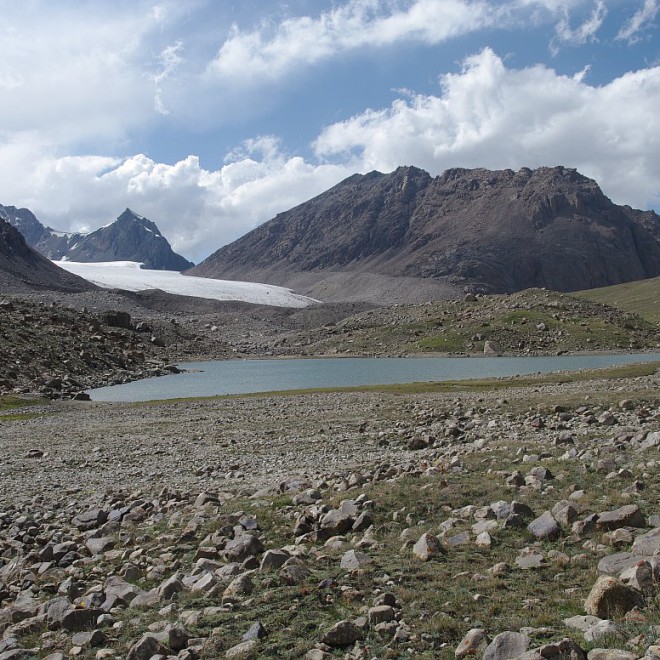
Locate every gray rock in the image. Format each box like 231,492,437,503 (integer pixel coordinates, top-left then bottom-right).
456,628,490,658
126,633,169,660
368,605,395,625
516,553,545,570
597,505,646,531
412,532,446,561
226,639,259,659
631,527,660,556
243,621,267,641
321,620,364,647
61,608,104,632
587,650,638,660
260,549,291,571
518,638,586,660
223,572,254,603
563,615,602,632
619,561,655,595
279,558,311,585
528,511,561,541
320,509,354,536
584,576,646,618
85,536,115,555
224,534,264,562
584,620,626,644
552,500,579,527
484,631,530,660
340,549,371,570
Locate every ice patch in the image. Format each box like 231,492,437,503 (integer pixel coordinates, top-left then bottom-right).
54,260,317,308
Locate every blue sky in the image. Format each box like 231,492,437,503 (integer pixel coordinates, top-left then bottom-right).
0,0,658,263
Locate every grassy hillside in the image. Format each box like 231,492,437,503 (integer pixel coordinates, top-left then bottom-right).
574,276,660,324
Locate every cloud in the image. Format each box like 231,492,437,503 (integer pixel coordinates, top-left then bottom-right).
153,41,185,115
617,0,659,43
552,0,607,52
314,48,660,208
207,0,497,84
5,48,659,266
0,139,352,263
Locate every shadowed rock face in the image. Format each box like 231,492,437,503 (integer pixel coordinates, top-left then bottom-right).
0,206,193,271
0,218,94,293
190,166,660,301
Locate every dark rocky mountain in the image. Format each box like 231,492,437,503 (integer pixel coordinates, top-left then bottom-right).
0,206,193,271
190,166,660,303
0,218,95,293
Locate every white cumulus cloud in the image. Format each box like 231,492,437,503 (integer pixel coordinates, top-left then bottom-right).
207,0,497,84
314,48,660,208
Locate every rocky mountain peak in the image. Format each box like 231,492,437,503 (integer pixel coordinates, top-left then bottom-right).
190,165,660,303
0,204,193,271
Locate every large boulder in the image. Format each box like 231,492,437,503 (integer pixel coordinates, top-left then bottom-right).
584,576,645,618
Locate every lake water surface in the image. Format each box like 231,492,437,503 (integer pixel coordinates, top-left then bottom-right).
87,353,660,402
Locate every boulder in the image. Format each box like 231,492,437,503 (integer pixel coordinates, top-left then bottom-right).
456,628,490,658
483,631,530,660
528,511,561,541
320,620,364,647
584,576,646,618
412,532,445,561
597,505,646,531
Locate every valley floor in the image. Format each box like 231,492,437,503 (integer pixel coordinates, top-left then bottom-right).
0,366,658,658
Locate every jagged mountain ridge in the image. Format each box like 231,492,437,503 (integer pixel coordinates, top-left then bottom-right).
0,218,95,293
0,206,193,271
190,166,660,301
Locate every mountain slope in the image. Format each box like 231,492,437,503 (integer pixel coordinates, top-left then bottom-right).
190,166,660,302
0,218,95,293
0,206,193,271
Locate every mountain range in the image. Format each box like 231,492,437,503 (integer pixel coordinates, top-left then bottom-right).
0,206,193,271
190,165,660,303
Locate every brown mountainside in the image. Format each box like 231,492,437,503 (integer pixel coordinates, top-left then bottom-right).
190,166,660,302
0,218,94,293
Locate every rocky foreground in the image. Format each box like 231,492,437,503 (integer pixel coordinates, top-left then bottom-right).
0,367,658,659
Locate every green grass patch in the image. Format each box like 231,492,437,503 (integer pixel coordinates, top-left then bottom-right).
575,276,660,324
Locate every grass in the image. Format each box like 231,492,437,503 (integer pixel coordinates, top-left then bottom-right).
575,276,660,324
0,395,46,422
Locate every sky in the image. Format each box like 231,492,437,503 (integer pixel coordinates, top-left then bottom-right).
0,0,659,264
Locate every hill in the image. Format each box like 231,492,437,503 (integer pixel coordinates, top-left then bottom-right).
190,166,660,303
0,206,193,271
0,218,95,294
575,276,660,324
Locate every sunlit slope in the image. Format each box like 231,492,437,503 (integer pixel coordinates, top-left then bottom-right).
574,276,660,324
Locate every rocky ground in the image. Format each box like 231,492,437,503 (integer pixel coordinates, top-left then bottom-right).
0,365,658,659
2,287,658,398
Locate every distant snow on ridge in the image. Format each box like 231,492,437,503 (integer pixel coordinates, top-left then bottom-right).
54,261,317,308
